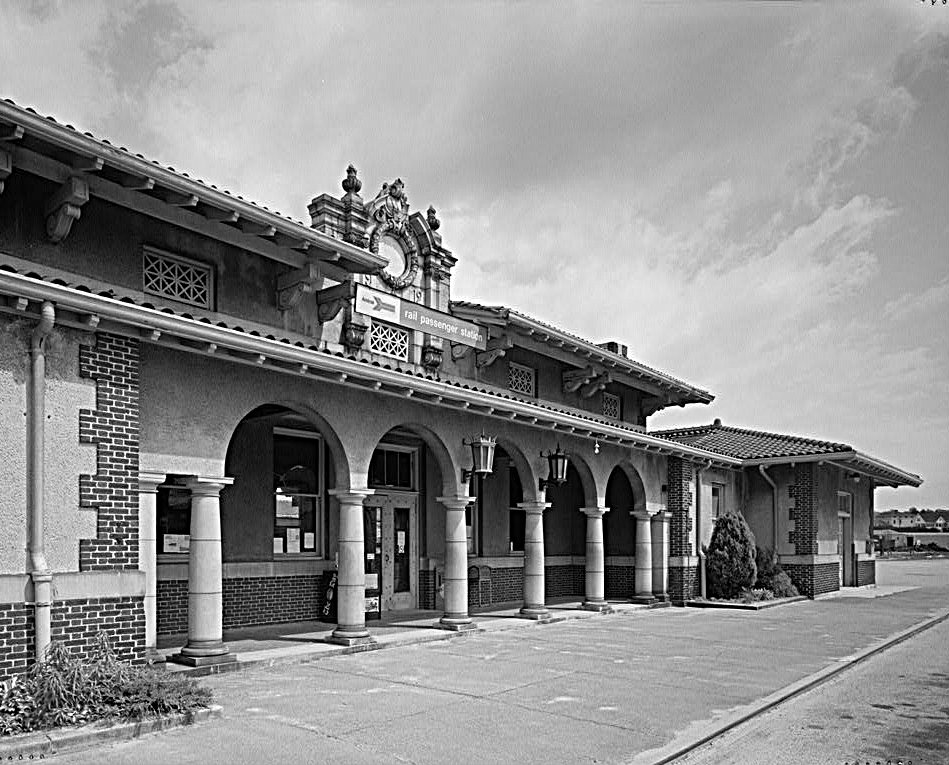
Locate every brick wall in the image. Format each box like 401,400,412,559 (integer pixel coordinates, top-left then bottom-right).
544,564,584,599
419,569,436,610
78,334,140,571
789,464,817,555
51,597,145,664
0,603,33,682
785,562,840,598
668,458,693,558
486,566,523,605
856,559,876,586
223,575,320,629
159,575,328,635
157,579,188,635
605,564,635,599
668,565,698,605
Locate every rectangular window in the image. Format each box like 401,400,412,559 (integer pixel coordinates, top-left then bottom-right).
508,464,525,552
602,392,621,419
369,320,410,361
157,484,192,555
368,445,417,490
711,483,724,519
508,362,536,396
837,492,852,516
273,429,323,556
143,247,213,309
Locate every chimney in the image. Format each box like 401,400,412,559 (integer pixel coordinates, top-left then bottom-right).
597,341,627,358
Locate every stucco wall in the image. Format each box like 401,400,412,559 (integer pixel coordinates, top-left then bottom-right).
0,320,96,574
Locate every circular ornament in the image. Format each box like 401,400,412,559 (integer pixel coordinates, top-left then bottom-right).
370,226,419,291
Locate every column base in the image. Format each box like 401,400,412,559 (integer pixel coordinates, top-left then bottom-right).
582,600,613,612
327,627,376,647
168,650,237,668
519,605,552,621
651,593,670,602
436,616,479,632
629,595,659,605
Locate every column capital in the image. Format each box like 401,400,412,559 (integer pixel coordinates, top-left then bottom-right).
517,501,552,515
185,476,234,496
137,471,166,493
329,488,375,505
581,506,609,518
436,496,473,512
650,510,672,524
631,509,657,521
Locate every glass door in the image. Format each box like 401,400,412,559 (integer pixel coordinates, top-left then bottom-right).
380,492,418,611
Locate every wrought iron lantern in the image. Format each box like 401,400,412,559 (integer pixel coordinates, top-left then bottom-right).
539,444,569,491
462,431,497,483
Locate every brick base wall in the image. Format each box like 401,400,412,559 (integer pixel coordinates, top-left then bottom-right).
52,597,145,663
0,602,33,681
0,597,145,683
157,579,188,635
485,566,523,605
785,562,841,598
605,565,635,599
856,559,876,587
419,570,436,610
223,575,321,629
668,566,698,604
545,564,585,599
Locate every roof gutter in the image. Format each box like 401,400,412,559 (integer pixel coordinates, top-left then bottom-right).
0,271,741,468
743,452,921,488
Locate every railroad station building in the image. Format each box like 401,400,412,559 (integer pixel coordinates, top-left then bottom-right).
0,99,921,678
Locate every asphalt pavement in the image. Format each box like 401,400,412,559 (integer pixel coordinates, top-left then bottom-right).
47,558,949,765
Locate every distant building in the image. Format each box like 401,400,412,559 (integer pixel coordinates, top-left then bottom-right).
0,98,922,680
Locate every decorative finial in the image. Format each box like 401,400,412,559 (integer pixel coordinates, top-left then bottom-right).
427,205,441,231
342,164,362,195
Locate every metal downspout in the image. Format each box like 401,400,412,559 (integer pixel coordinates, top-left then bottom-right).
29,301,55,663
695,460,712,600
758,465,778,552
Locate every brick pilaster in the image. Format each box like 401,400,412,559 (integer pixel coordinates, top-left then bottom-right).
789,463,817,555
668,457,693,558
78,334,140,570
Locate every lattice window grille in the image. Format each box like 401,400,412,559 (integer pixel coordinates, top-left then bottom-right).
143,248,213,309
602,392,621,419
508,362,536,396
369,320,410,361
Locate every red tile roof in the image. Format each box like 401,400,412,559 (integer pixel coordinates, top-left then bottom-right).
653,420,852,459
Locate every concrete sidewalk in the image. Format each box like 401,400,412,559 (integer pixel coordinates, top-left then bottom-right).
156,599,660,675
50,559,949,764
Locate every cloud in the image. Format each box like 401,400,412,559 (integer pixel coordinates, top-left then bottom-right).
883,278,949,321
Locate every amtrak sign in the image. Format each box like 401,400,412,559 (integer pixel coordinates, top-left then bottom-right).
355,284,488,350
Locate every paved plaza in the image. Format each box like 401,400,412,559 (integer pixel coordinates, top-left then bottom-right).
49,559,949,764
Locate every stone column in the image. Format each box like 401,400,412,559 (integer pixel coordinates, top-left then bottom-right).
328,489,375,646
518,501,552,619
651,511,671,601
581,506,610,611
631,510,656,603
172,476,235,667
437,496,477,630
138,471,165,661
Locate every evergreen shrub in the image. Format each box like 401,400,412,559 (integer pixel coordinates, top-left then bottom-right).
706,511,757,599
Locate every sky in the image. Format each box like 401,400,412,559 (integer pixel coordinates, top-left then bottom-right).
1,0,946,509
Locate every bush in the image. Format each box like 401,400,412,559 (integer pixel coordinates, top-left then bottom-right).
754,546,780,589
770,571,800,598
706,511,757,599
0,633,211,737
741,588,775,603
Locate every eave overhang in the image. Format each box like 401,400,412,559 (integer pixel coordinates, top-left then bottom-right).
0,269,738,470
743,452,922,489
0,99,386,277
450,302,714,406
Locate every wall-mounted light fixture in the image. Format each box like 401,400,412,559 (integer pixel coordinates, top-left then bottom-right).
462,431,497,483
539,444,569,492
594,439,600,455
